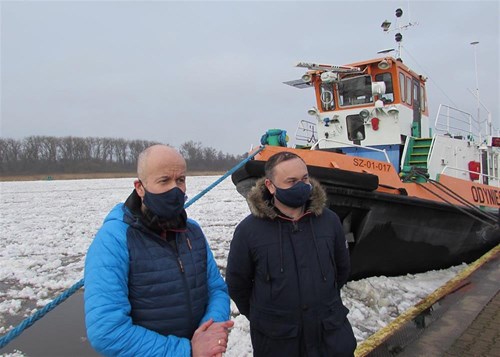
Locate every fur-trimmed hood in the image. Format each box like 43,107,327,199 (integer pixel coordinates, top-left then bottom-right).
246,177,327,219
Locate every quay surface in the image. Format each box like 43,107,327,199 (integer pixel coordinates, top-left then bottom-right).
358,245,499,357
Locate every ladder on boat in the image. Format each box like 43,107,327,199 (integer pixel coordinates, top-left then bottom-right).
401,137,432,182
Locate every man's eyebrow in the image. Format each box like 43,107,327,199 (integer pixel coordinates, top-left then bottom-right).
156,175,171,181
156,173,187,181
284,173,308,180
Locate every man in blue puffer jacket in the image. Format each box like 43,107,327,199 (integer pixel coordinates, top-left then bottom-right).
226,151,356,356
84,144,233,357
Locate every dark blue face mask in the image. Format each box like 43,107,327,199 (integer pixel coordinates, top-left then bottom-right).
273,181,312,208
142,186,186,220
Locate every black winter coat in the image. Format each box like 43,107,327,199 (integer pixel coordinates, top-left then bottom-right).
226,178,356,357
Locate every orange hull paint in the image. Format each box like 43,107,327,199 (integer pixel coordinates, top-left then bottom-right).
252,146,499,210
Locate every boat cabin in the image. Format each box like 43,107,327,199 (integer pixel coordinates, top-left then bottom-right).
287,58,429,170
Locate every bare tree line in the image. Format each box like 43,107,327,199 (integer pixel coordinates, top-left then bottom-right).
0,136,245,175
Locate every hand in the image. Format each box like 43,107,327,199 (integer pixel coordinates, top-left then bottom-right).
191,319,233,357
206,320,235,351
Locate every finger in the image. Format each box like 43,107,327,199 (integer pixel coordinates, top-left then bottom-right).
215,319,234,327
217,336,228,347
209,320,235,331
196,318,214,332
210,345,226,356
206,323,226,333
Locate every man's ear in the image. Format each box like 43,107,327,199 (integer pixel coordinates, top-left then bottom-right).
264,178,275,195
134,179,145,198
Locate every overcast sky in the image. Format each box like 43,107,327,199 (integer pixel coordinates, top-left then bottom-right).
1,1,498,155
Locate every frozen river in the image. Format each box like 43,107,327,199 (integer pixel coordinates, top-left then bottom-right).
0,176,464,356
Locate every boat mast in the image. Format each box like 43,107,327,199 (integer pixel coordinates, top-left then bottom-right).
380,7,417,60
470,41,491,136
470,41,481,133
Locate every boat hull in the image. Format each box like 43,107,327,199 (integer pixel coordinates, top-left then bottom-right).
232,158,500,280
326,185,499,280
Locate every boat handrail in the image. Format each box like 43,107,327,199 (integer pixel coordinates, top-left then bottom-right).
310,138,391,163
434,104,481,142
295,119,318,145
440,165,500,187
426,134,439,168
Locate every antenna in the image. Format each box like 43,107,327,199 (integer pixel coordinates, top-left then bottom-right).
380,7,418,59
470,42,481,130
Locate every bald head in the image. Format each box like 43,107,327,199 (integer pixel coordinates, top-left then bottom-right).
135,145,187,197
137,145,185,180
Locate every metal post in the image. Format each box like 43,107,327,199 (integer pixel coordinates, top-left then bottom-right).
470,41,481,131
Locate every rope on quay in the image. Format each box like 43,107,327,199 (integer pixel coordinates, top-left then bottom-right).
0,145,265,350
354,243,500,357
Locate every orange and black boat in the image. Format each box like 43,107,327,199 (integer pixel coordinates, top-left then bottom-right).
231,9,500,280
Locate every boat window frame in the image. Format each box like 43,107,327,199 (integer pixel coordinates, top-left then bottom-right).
346,114,366,142
413,80,419,105
375,72,394,104
320,82,335,111
338,75,373,108
399,72,406,103
420,84,426,112
406,75,412,105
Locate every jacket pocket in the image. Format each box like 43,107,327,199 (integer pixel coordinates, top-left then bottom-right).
321,302,349,330
250,306,299,339
321,302,357,356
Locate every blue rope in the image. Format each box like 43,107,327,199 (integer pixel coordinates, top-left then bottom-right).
0,279,84,349
184,146,264,209
0,145,265,349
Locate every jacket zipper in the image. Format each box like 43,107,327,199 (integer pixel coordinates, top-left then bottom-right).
173,233,194,329
177,256,185,272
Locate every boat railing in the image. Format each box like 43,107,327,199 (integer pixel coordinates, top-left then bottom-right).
295,119,318,146
310,138,391,163
434,104,481,142
440,166,500,187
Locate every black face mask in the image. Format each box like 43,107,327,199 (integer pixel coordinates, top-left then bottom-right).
142,186,186,220
273,181,312,208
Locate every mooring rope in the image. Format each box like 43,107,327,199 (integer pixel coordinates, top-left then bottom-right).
412,174,497,228
184,146,264,209
0,145,264,350
0,279,84,349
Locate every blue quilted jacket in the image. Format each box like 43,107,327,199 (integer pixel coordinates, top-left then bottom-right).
84,194,230,356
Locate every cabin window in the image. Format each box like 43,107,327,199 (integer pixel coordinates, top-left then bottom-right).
375,73,394,104
406,76,412,105
320,83,335,111
420,84,426,112
346,114,366,141
338,75,373,107
399,73,406,102
413,81,420,112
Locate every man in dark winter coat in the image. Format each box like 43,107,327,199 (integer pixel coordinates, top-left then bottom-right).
226,151,357,357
